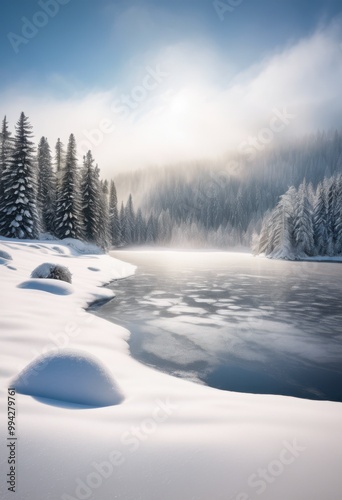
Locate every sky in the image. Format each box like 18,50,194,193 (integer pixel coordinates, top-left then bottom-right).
1,0,342,175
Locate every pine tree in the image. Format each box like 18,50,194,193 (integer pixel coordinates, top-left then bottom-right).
270,195,294,258
109,180,120,246
326,177,338,255
152,215,159,242
158,210,172,243
55,138,65,174
55,138,65,200
135,208,146,244
293,181,314,256
0,116,13,196
257,211,272,254
119,202,125,245
313,182,328,255
97,167,111,249
37,137,56,233
0,112,40,239
102,179,109,197
260,187,296,258
80,151,102,244
124,194,135,245
333,175,342,254
54,134,83,239
146,215,155,243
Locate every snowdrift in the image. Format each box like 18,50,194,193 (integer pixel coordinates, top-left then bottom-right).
12,350,124,407
18,278,74,295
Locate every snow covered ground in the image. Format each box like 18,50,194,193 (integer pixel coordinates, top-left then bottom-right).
0,238,341,500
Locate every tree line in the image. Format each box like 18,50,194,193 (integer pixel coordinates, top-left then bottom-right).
1,112,342,256
0,112,160,249
253,176,342,259
113,130,342,249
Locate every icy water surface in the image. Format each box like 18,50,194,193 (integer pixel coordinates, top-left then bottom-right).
92,251,342,402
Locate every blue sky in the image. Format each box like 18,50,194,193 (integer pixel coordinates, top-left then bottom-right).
1,0,341,93
1,0,342,172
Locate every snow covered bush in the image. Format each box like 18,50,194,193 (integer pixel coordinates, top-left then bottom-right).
31,263,72,283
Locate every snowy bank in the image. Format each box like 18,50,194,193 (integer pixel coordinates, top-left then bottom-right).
0,238,341,500
257,251,342,263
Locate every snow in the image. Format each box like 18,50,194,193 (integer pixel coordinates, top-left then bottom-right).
0,238,341,500
0,249,12,261
259,253,342,263
303,255,342,262
18,279,74,295
12,350,124,407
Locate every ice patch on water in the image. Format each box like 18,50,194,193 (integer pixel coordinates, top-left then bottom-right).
194,298,217,304
168,305,207,315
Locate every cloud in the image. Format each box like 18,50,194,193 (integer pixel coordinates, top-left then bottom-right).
1,20,342,178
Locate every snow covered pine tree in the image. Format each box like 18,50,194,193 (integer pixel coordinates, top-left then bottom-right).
109,180,120,246
0,116,13,198
80,151,105,246
37,136,56,234
0,112,40,239
54,134,83,239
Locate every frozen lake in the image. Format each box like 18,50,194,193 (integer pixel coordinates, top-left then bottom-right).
92,251,342,402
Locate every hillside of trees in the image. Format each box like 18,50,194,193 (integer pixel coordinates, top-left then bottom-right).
113,130,342,250
1,112,342,257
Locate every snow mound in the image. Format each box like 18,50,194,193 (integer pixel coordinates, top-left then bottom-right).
52,245,67,254
62,238,102,255
31,262,72,283
18,279,74,295
12,350,124,407
0,249,13,261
